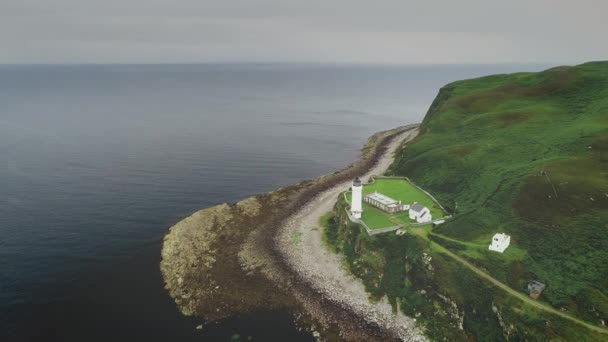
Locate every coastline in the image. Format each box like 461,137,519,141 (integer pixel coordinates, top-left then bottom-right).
161,124,424,340
275,128,425,341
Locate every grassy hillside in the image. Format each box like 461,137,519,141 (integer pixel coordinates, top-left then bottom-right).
327,62,608,340
390,61,608,312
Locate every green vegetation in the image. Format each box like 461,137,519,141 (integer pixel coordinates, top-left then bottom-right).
429,232,528,262
328,62,608,340
320,211,340,252
290,231,303,247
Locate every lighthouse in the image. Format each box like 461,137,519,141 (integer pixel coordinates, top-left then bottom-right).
351,177,363,219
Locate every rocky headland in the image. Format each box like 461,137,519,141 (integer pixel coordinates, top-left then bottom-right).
160,124,424,341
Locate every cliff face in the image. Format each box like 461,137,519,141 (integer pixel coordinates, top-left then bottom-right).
340,62,608,340
324,195,469,340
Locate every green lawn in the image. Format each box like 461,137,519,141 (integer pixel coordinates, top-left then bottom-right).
346,177,446,229
364,178,445,218
360,203,397,229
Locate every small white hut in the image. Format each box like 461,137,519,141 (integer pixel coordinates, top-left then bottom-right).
409,203,432,223
488,233,511,253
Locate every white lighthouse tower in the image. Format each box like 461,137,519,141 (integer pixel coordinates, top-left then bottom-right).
351,177,363,219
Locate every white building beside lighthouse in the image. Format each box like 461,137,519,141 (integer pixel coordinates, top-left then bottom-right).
409,203,432,223
351,177,363,219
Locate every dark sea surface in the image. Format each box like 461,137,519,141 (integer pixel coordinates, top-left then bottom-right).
0,63,549,341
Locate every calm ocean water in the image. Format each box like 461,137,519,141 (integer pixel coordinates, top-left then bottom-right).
0,63,548,341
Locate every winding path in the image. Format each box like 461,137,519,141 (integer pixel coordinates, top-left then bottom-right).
410,229,608,335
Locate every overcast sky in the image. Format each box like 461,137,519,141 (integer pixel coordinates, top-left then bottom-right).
2,0,608,64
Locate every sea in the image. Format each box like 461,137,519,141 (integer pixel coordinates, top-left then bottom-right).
0,63,548,341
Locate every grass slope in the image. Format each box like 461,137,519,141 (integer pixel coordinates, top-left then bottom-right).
328,61,608,340
389,62,608,331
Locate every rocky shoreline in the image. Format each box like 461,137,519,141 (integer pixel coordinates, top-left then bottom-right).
275,128,425,341
161,124,423,341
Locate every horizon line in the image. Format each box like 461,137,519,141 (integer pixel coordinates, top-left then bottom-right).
0,61,564,67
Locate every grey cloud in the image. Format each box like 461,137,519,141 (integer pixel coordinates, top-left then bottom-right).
1,0,607,64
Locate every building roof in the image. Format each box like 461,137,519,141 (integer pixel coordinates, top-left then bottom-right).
493,233,510,241
528,281,546,292
365,191,398,206
410,203,426,213
353,177,362,186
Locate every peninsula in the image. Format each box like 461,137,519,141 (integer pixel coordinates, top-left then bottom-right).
161,125,425,340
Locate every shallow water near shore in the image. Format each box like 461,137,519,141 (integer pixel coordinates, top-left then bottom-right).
0,63,548,341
